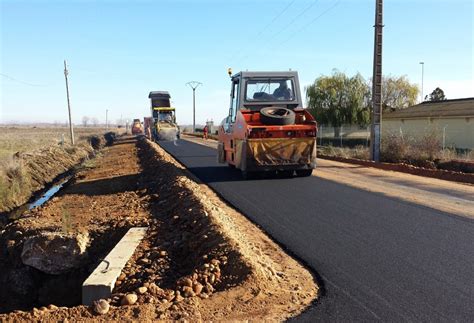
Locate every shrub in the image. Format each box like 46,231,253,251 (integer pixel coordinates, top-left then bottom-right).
381,132,408,163
408,131,441,162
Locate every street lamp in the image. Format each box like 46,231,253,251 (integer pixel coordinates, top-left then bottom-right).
186,81,202,133
419,62,424,102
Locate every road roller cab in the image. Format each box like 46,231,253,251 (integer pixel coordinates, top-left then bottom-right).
217,70,317,178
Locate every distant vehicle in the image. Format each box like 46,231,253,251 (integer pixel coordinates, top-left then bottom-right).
148,91,180,140
217,70,317,178
131,118,143,134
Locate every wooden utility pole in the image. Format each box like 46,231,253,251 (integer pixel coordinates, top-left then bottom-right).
370,0,383,162
63,60,75,145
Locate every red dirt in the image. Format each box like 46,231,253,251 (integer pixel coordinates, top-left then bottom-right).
318,154,474,184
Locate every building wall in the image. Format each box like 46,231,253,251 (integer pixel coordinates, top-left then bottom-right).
382,117,473,149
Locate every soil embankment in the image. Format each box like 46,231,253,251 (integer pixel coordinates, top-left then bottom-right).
0,133,114,215
0,136,317,320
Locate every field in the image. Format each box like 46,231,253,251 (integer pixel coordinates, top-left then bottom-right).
0,126,122,162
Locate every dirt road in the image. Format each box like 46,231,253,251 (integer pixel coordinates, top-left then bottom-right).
0,136,317,320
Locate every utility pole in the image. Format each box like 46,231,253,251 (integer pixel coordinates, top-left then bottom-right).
186,81,202,133
370,0,383,162
419,62,424,102
106,109,109,129
63,60,75,145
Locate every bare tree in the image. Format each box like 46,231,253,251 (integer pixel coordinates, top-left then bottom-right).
82,116,90,127
91,117,99,127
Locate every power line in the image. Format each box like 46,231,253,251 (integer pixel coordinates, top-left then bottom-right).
267,0,320,43
235,0,322,65
0,73,47,87
273,0,341,49
230,0,297,64
255,0,297,38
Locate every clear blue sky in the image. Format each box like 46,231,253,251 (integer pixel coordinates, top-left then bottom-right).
1,0,472,125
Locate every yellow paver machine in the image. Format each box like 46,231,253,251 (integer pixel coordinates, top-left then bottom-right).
148,91,180,141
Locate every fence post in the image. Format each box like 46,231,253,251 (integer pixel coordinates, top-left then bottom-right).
320,125,323,146
443,125,448,150
340,125,343,147
366,126,370,147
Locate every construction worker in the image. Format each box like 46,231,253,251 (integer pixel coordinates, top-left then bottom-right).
203,125,209,140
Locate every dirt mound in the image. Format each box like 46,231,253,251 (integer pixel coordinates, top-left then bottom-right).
0,136,317,321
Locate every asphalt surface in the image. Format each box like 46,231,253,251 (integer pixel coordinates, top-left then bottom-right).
159,139,474,322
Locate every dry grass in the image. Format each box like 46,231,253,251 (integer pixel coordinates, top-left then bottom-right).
0,126,122,162
0,126,119,213
0,157,29,212
319,145,370,160
380,131,473,164
319,131,472,169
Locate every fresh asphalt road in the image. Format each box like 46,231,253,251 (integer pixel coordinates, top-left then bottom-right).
159,139,474,322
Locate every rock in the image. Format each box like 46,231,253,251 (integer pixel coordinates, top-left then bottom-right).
159,250,167,257
137,286,148,294
121,294,138,306
204,283,214,294
174,292,184,302
165,291,175,302
138,258,150,265
209,274,216,284
93,299,110,315
21,232,89,274
117,273,126,281
47,304,58,311
6,240,15,250
193,282,203,295
182,286,195,298
182,277,193,287
148,282,163,295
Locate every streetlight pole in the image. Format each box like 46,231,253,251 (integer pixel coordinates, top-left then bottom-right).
419,62,424,102
186,81,202,133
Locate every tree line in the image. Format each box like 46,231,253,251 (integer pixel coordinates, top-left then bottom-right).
306,70,446,135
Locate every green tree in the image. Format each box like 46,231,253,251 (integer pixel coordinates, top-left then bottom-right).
379,75,419,110
425,87,446,101
306,70,370,137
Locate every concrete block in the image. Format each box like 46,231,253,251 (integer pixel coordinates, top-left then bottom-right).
82,227,147,305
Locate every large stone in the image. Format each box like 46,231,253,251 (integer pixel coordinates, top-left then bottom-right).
21,231,89,274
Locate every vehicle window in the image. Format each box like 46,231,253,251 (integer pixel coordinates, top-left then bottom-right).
158,112,173,122
245,79,295,101
230,81,239,122
151,98,170,107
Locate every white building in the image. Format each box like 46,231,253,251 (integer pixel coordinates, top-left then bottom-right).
382,98,474,150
